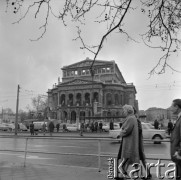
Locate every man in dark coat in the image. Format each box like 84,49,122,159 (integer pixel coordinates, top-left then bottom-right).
110,120,114,130
99,121,103,133
94,121,98,132
154,119,159,129
48,121,54,136
170,99,181,179
29,121,34,135
168,119,173,135
56,123,60,132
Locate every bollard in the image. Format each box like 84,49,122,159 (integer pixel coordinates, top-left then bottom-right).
98,139,101,172
24,138,28,167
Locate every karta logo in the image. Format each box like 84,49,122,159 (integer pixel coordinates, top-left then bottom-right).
107,158,176,179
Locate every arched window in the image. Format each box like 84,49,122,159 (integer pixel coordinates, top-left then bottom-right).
76,93,82,106
93,92,99,102
115,94,119,105
85,93,90,105
60,94,65,105
68,94,73,106
63,111,68,123
71,111,76,124
106,93,112,106
120,94,123,105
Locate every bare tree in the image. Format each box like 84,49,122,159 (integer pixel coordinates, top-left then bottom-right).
5,0,181,75
31,95,48,112
3,108,14,114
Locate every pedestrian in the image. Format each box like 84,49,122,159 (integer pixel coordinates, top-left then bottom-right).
99,121,103,133
167,119,173,136
63,124,68,132
133,107,152,179
48,120,54,136
90,121,94,132
110,120,114,130
42,122,46,136
116,105,139,179
94,121,98,132
170,99,181,179
29,121,34,136
56,123,60,132
119,122,122,128
154,119,159,129
80,121,84,136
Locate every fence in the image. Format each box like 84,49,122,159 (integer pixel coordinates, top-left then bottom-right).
0,136,171,172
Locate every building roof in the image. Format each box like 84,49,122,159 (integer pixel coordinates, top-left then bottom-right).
61,58,114,70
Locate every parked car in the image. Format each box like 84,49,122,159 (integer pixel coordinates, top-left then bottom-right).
109,122,166,144
6,123,15,131
19,123,28,131
33,122,47,131
102,123,121,132
66,124,79,132
0,123,12,131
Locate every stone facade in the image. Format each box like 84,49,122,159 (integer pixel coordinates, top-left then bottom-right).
47,58,138,123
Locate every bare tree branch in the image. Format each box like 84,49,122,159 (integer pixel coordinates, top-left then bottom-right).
6,0,181,75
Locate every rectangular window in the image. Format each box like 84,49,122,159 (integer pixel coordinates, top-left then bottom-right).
82,70,86,75
70,71,74,76
63,71,66,77
102,68,106,73
106,67,110,73
78,70,81,75
98,68,101,74
86,69,89,75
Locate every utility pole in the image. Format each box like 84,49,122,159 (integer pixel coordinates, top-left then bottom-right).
15,84,20,135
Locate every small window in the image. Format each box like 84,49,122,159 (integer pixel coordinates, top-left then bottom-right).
102,68,106,73
106,67,110,73
82,70,86,75
63,71,66,77
75,71,78,75
86,69,89,75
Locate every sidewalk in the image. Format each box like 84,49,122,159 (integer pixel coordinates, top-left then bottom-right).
0,131,110,138
0,162,106,180
0,162,159,180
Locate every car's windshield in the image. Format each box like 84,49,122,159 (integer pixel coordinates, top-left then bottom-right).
142,123,154,130
147,123,154,129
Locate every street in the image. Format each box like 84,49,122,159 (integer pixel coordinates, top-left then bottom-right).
0,135,171,173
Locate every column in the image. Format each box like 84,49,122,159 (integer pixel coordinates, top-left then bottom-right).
81,91,84,106
58,92,60,106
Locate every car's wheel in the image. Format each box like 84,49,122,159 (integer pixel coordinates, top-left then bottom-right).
153,135,162,144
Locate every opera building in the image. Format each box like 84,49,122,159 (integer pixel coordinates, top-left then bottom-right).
47,58,138,123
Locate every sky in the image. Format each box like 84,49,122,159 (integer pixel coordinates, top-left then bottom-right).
0,1,181,112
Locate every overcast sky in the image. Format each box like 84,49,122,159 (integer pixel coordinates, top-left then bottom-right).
0,1,181,112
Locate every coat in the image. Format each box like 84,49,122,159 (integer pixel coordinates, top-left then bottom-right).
120,114,140,165
49,121,54,132
170,116,181,162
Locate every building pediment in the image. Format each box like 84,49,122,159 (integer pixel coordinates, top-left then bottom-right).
59,79,101,86
62,58,114,70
